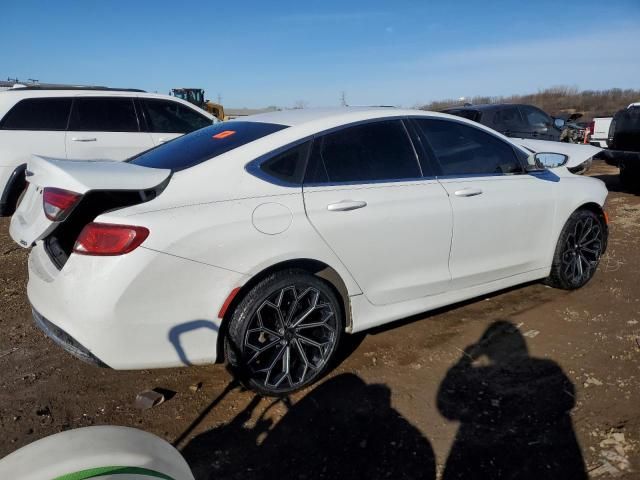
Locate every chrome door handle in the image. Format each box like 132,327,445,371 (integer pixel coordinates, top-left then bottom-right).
71,137,97,142
327,200,367,212
454,188,483,197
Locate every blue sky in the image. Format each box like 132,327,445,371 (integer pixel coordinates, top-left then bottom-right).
2,0,639,108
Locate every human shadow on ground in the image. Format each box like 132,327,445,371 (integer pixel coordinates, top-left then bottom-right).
437,320,587,480
182,373,435,480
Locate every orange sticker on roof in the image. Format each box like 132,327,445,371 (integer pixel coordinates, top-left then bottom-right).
213,130,236,139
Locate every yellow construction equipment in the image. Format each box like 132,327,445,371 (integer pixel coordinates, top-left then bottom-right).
170,88,225,121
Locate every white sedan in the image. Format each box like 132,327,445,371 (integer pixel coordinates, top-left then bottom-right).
10,108,608,395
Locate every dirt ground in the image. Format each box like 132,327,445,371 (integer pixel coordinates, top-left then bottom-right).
1,160,638,479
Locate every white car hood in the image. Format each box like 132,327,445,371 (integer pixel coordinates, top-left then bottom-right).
513,139,602,169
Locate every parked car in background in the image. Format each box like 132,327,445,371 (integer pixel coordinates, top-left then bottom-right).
9,107,608,396
442,104,563,141
590,117,613,148
606,105,640,190
0,86,215,216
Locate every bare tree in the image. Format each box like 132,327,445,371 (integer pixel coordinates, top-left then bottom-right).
340,91,348,107
293,100,309,109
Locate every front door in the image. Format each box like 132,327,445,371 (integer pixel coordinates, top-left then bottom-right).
412,118,556,290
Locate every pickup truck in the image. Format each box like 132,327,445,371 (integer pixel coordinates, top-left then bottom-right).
590,117,612,148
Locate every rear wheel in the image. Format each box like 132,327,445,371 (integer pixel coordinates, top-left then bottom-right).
225,270,343,396
546,209,605,290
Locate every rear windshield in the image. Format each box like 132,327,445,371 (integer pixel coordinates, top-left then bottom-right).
129,121,288,171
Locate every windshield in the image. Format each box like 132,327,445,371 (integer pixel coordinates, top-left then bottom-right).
129,121,288,171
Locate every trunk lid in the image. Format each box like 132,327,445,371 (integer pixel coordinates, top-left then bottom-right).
10,155,170,248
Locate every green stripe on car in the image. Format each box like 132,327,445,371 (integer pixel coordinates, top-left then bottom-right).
53,465,175,480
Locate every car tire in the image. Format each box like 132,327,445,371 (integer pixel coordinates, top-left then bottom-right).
225,269,343,396
620,163,640,192
546,209,606,290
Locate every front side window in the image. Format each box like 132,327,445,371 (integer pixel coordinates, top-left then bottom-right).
414,119,523,176
130,121,287,171
0,98,72,131
493,107,524,130
142,99,211,134
304,120,421,184
69,97,139,132
520,106,551,128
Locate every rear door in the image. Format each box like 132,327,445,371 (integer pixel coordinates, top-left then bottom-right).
302,119,453,306
412,118,556,290
140,98,213,145
65,96,155,161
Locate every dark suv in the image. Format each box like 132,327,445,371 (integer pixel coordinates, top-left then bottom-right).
442,104,563,141
606,106,640,190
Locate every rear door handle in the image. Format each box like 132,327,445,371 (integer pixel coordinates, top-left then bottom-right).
454,188,483,197
71,137,97,142
327,200,367,212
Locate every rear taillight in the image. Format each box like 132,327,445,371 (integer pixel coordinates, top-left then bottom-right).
73,223,149,256
43,188,82,221
588,121,595,135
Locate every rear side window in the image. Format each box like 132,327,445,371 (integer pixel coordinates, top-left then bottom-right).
258,142,311,184
0,98,72,130
305,120,421,184
142,99,212,133
68,97,139,132
130,121,288,171
415,119,523,176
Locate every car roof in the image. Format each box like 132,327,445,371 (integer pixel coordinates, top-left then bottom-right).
443,104,529,112
235,106,440,127
0,88,215,119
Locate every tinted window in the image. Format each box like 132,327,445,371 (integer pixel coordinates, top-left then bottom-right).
415,119,523,176
520,106,551,127
143,99,211,133
259,142,311,184
69,97,139,132
444,109,481,122
1,98,72,130
493,107,524,129
304,139,329,183
306,120,421,184
130,121,287,171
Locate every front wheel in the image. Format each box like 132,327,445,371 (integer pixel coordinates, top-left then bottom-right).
546,209,606,290
225,270,343,396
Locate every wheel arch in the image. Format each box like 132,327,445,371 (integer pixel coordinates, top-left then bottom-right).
575,201,608,253
215,258,353,362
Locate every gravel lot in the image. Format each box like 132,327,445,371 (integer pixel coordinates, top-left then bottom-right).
0,160,638,479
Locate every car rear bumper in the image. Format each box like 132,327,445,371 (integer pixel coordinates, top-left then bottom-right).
26,242,246,369
31,307,108,367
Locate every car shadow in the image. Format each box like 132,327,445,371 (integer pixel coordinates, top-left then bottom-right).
181,373,436,480
437,320,587,479
592,172,639,195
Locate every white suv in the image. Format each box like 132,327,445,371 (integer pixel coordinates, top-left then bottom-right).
0,87,215,216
